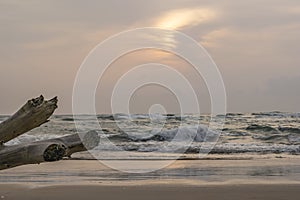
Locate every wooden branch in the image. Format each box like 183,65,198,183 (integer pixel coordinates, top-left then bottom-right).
0,131,99,170
0,95,58,145
43,130,100,157
0,142,66,170
0,95,100,170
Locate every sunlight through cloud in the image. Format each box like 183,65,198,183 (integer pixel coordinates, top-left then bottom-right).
155,8,217,30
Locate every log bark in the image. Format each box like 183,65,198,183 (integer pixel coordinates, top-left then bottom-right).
0,96,100,170
0,95,58,144
0,131,99,170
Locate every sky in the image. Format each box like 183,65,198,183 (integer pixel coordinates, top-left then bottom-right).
0,0,300,114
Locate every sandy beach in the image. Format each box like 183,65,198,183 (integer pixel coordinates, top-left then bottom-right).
0,155,299,199
1,184,300,200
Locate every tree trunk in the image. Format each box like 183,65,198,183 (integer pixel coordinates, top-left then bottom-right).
0,95,58,144
0,96,99,170
0,131,99,170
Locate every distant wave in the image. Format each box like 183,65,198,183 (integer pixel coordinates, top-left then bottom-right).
99,113,188,121
61,117,74,122
246,124,278,132
252,134,289,142
278,127,300,134
251,112,300,118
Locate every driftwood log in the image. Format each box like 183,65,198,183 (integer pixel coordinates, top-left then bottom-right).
0,96,99,170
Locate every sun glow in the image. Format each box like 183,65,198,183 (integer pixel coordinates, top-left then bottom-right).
155,8,216,30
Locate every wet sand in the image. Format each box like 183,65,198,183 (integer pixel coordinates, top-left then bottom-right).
0,155,299,199
1,184,300,200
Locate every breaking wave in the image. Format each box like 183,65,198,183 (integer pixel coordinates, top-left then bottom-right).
108,125,220,143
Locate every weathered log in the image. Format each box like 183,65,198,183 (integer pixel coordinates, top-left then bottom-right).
0,95,58,145
0,95,100,170
0,131,99,170
43,130,100,157
0,142,66,170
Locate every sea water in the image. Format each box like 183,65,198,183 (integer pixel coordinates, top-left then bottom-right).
2,112,300,159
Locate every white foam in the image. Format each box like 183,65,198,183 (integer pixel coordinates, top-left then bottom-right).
5,134,69,146
156,125,220,142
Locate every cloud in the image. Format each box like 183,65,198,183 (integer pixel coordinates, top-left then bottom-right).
265,76,300,97
153,8,217,30
0,0,300,113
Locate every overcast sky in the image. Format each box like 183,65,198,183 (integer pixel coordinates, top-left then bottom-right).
0,0,299,114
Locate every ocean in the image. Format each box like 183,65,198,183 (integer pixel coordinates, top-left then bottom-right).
1,112,300,159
